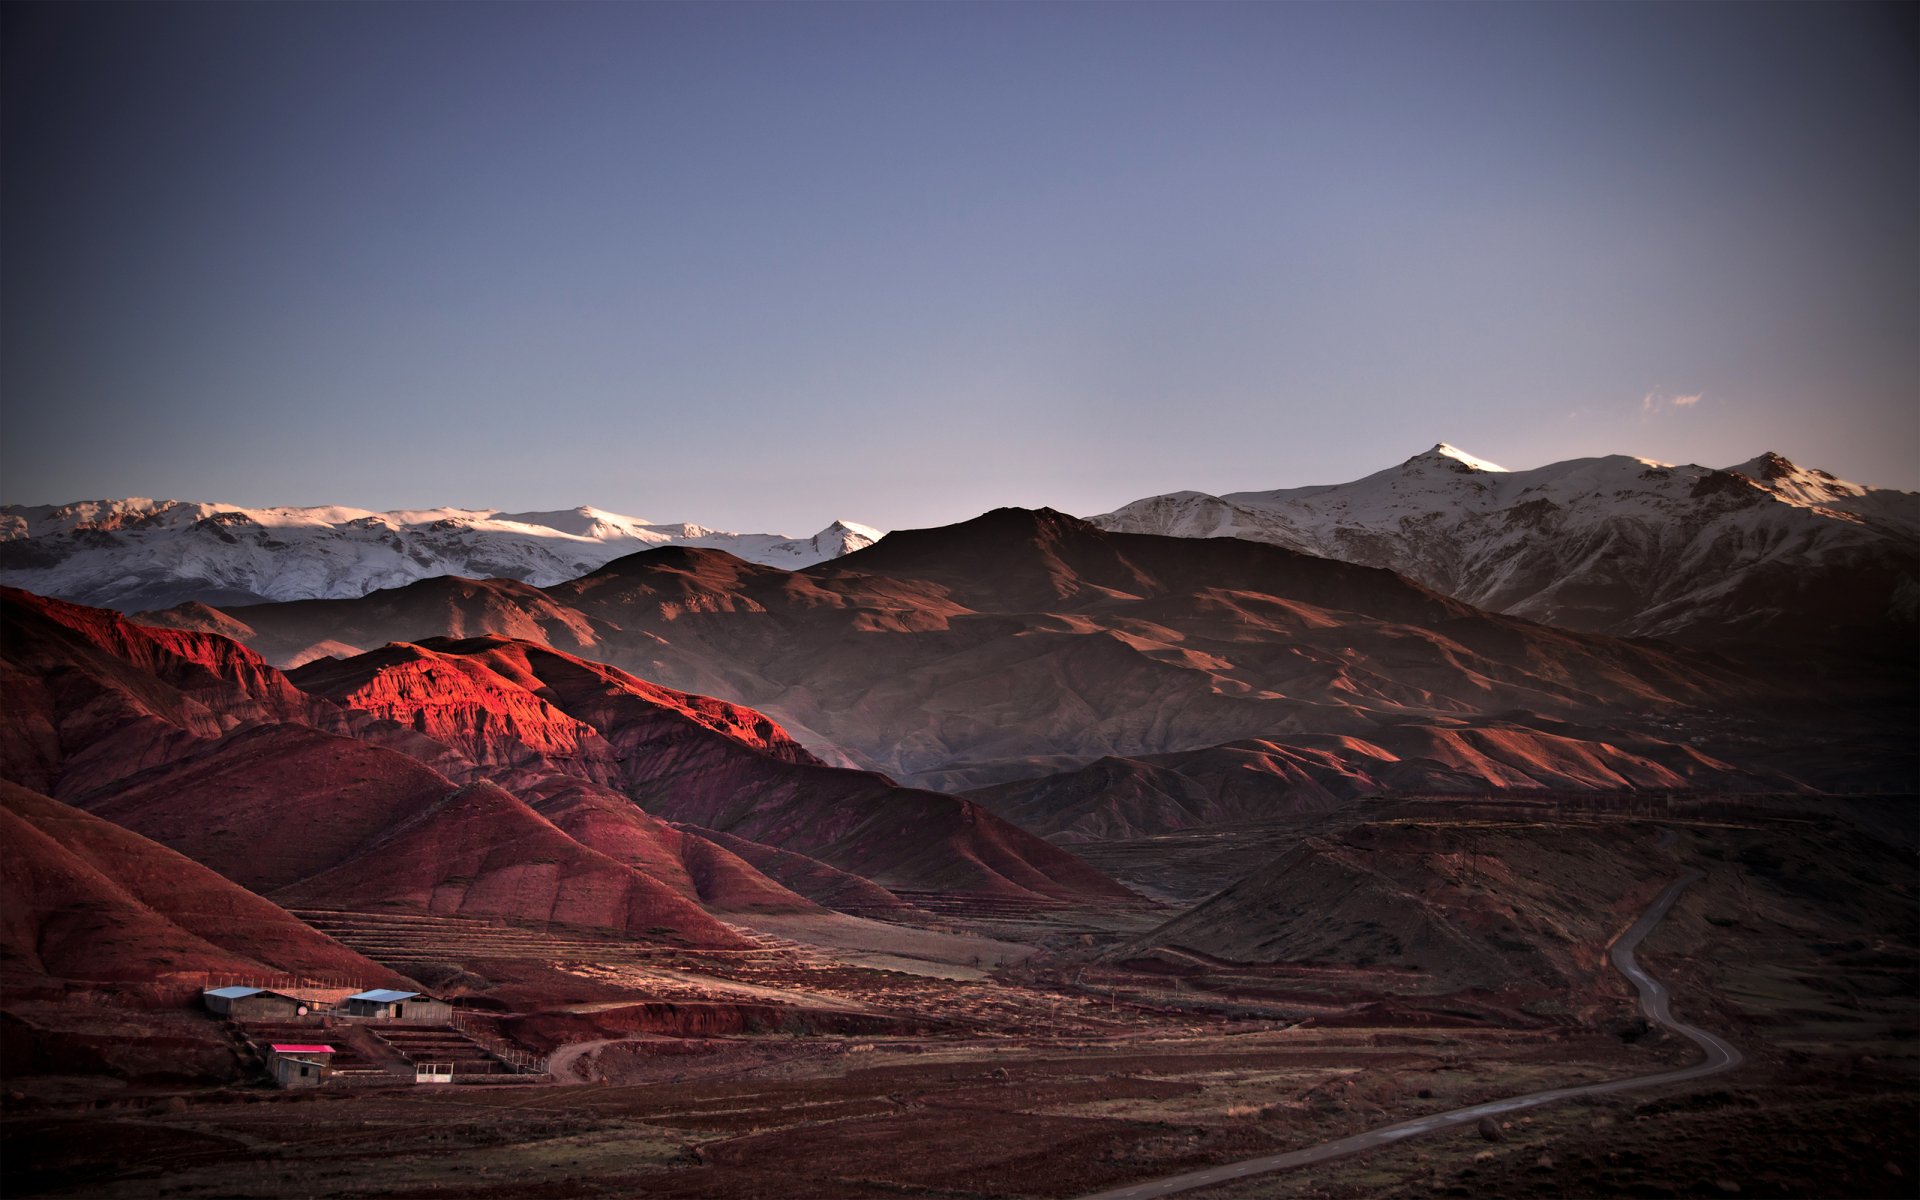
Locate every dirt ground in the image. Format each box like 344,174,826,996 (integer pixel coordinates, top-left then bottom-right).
1200,1078,1918,1200
4,800,1915,1199
1,1027,1685,1199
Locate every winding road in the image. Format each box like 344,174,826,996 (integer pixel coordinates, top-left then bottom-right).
1078,867,1744,1200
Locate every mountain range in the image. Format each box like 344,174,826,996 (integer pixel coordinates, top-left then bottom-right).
0,498,881,611
8,448,1913,852
134,506,1854,804
4,446,1914,1006
1092,445,1918,654
9,445,1911,666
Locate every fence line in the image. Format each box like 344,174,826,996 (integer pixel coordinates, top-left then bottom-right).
449,1008,550,1075
193,971,365,994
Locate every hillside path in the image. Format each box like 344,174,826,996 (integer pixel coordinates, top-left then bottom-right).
1077,867,1743,1200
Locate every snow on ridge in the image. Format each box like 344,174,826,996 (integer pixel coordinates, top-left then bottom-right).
1088,445,1919,642
0,497,888,612
492,506,660,537
1422,443,1510,473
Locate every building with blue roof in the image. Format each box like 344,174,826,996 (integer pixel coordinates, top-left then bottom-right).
344,988,450,1022
201,986,313,1020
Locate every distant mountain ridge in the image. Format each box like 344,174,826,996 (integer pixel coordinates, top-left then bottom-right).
0,498,882,611
1090,445,1919,651
140,507,1815,793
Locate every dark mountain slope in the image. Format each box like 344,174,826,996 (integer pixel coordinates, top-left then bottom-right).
0,780,413,986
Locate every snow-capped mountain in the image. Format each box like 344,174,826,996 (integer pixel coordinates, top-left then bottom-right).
1091,445,1919,648
0,499,883,611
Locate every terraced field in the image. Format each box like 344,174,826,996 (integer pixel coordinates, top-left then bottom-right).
287,909,789,968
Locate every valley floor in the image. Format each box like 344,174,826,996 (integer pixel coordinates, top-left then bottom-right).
0,1025,1696,1199
4,798,1915,1199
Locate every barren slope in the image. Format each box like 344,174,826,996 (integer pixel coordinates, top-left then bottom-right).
0,780,412,986
967,713,1783,841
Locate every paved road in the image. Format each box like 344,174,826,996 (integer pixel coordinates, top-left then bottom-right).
1077,868,1743,1200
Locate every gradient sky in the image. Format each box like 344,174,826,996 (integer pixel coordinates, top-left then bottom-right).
4,1,1914,533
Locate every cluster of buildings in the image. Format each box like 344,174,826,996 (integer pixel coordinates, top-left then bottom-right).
202,985,465,1088
202,985,453,1023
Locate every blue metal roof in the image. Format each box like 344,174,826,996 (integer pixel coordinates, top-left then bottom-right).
347,989,422,1004
205,986,268,999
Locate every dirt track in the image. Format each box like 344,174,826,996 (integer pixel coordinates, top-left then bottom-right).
1077,866,1743,1200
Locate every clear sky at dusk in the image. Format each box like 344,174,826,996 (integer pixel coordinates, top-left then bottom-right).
3,1,1914,533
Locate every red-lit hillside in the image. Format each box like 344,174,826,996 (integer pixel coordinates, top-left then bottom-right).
293,636,1134,906
2,587,1134,968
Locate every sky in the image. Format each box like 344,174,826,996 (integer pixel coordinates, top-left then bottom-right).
3,1,1914,535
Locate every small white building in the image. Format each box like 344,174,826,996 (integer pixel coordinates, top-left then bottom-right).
267,1044,335,1089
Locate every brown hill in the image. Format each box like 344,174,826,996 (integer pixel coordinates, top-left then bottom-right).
72,722,756,946
81,723,462,893
0,780,410,986
0,593,803,943
1110,795,1920,1020
1112,813,1667,993
526,782,820,915
823,507,1467,624
268,778,757,944
143,575,616,668
265,643,844,914
679,825,922,917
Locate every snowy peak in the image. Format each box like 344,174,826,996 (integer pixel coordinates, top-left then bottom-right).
1729,451,1799,482
811,520,883,555
1091,445,1919,647
492,506,658,539
755,519,883,563
1722,451,1875,511
1407,443,1510,473
0,498,887,612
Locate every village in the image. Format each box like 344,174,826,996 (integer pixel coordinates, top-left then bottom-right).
199,984,550,1090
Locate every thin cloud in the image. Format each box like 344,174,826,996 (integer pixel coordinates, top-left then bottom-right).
1641,390,1705,418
